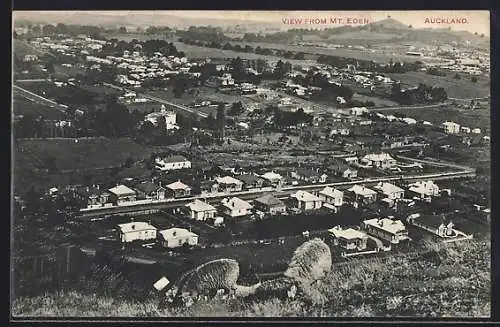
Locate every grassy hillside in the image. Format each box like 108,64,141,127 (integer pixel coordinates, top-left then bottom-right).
12,240,490,318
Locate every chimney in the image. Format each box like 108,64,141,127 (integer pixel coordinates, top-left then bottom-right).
86,186,89,192
96,185,100,190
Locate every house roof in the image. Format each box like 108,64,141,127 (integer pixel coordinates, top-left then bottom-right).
408,180,439,195
237,174,263,185
134,181,164,194
159,155,190,163
166,181,191,190
294,168,325,178
254,194,285,207
158,227,198,240
374,182,404,195
363,218,407,235
329,227,368,240
261,172,283,181
319,186,343,198
186,199,216,212
216,176,243,185
363,153,394,162
221,197,253,211
118,221,157,233
292,190,322,202
108,185,136,197
348,185,377,196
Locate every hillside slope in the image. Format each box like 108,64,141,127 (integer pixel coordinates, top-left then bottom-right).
12,240,490,318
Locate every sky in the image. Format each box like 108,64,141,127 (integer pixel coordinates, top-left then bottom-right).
13,10,490,36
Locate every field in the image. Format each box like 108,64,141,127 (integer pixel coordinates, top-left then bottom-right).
382,105,490,133
13,137,164,194
386,72,490,100
172,42,318,67
12,240,490,317
13,94,68,121
13,39,46,59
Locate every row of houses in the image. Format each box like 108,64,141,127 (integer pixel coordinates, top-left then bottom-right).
117,221,199,248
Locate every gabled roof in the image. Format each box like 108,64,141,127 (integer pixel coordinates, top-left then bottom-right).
374,182,404,195
158,155,190,163
348,185,377,196
363,218,407,235
221,197,253,211
108,184,136,196
292,190,322,202
118,221,157,233
329,227,368,240
362,153,394,162
261,172,283,181
158,227,198,240
319,186,343,198
254,194,285,207
166,181,191,190
216,176,243,185
237,174,263,185
186,199,217,212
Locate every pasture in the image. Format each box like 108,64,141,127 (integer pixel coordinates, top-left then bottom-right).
13,94,68,121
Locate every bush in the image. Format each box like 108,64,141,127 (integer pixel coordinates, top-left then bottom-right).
284,238,332,285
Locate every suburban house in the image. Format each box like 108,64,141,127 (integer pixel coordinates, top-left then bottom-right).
347,185,377,204
291,168,328,184
216,176,244,193
318,186,344,207
165,180,192,198
221,197,253,218
185,199,217,221
133,180,165,200
72,185,111,209
328,226,368,251
373,182,405,200
144,106,178,130
407,214,456,238
330,162,358,179
117,221,157,243
408,180,440,201
155,155,192,171
291,190,322,211
253,194,287,215
360,153,397,169
361,218,409,244
158,228,199,248
108,185,137,205
260,171,284,187
237,174,264,190
196,180,219,196
442,121,461,134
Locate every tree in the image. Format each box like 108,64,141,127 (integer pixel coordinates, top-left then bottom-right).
216,104,226,140
471,76,478,83
228,101,244,116
173,74,189,98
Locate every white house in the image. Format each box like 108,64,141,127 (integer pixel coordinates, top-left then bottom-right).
328,226,368,251
348,185,377,203
291,190,322,211
318,186,343,207
373,182,405,200
185,199,217,221
350,107,369,116
158,228,199,248
145,106,178,130
408,180,440,201
260,172,284,187
460,126,471,134
155,155,192,171
472,128,481,134
108,185,137,205
361,218,409,244
216,176,244,193
221,197,253,217
360,153,396,169
117,221,157,243
442,121,461,134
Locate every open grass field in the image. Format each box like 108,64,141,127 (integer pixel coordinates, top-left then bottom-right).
172,42,318,67
386,72,490,100
383,105,490,133
13,39,45,59
13,137,165,194
13,94,68,121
